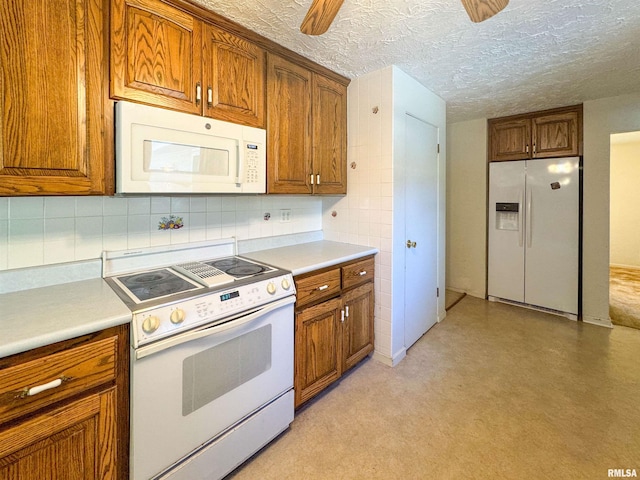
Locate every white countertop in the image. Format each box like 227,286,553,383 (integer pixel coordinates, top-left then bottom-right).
0,239,376,359
0,278,131,358
243,240,378,276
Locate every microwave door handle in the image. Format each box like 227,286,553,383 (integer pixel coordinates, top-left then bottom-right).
235,144,242,184
135,296,295,360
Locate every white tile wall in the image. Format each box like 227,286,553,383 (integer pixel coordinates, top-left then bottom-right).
0,195,322,271
323,67,395,360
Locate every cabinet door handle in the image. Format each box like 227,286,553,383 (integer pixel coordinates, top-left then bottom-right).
525,144,529,154
359,270,367,276
341,310,345,323
310,174,314,185
318,284,329,291
533,143,536,155
207,86,213,107
20,377,67,398
345,305,349,318
196,82,202,106
316,174,320,185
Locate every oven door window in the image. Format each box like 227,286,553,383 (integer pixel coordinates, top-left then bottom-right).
182,325,272,416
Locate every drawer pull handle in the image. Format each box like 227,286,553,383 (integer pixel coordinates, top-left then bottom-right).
21,377,68,398
318,285,329,291
359,271,367,276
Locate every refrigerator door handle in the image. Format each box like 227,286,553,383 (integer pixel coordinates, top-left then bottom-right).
518,189,524,247
526,188,533,248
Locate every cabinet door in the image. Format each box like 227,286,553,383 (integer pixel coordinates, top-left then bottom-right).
312,74,347,194
0,0,111,195
342,282,374,371
532,110,579,158
295,297,342,407
488,118,531,162
267,54,313,194
0,389,117,480
111,0,202,114
202,25,265,128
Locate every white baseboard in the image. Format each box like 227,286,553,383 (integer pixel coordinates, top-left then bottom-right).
582,315,614,328
372,347,407,367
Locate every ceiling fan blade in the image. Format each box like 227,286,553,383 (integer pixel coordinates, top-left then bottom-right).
300,0,345,35
460,0,509,23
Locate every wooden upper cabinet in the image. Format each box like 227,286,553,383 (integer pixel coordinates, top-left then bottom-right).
267,54,313,194
267,53,347,194
488,104,582,162
489,118,531,162
313,74,347,194
0,0,112,195
203,25,266,127
532,110,580,159
111,0,267,126
111,0,202,114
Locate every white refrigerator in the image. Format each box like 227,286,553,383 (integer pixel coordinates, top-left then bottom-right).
488,157,580,319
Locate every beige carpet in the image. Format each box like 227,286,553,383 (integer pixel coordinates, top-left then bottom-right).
610,265,640,329
228,297,640,480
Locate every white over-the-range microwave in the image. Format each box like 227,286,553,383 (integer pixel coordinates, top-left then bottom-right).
115,101,266,194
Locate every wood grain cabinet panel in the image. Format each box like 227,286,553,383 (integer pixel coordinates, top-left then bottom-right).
267,54,313,194
111,0,202,114
489,118,531,162
0,0,112,195
532,110,580,159
488,104,582,162
312,74,347,194
342,282,375,371
203,25,266,127
0,325,129,480
267,53,347,194
294,255,375,408
295,297,343,407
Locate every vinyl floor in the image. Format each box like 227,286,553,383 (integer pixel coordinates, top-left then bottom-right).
228,296,640,480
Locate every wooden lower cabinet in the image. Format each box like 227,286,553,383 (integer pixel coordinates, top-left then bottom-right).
342,282,375,371
0,325,129,479
294,256,375,408
295,297,343,407
0,389,116,480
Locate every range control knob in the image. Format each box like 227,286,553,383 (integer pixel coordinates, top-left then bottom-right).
281,278,291,290
170,308,186,324
142,315,160,334
266,282,277,295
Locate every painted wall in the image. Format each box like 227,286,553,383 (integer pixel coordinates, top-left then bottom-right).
323,65,446,365
610,139,640,268
446,92,640,326
0,195,321,271
582,93,640,325
446,119,487,298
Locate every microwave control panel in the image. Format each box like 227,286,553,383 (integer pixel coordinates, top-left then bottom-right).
245,143,260,183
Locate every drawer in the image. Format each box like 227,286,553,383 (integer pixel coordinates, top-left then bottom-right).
295,268,341,307
0,336,117,425
342,257,375,290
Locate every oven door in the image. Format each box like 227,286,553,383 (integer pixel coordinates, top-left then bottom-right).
131,296,294,480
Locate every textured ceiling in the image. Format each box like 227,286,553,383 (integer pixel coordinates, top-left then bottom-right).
196,0,640,123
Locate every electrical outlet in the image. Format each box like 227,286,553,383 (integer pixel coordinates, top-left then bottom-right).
280,209,292,223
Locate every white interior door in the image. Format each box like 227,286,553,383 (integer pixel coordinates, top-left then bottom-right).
404,114,438,349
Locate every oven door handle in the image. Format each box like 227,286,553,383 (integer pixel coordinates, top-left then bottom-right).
135,295,295,360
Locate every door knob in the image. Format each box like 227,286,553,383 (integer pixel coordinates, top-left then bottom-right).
406,240,417,248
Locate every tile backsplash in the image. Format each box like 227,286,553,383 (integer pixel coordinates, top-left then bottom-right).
0,195,321,271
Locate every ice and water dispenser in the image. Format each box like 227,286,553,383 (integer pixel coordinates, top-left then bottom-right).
495,202,519,231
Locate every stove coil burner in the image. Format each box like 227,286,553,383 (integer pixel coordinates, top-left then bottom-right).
209,258,268,278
